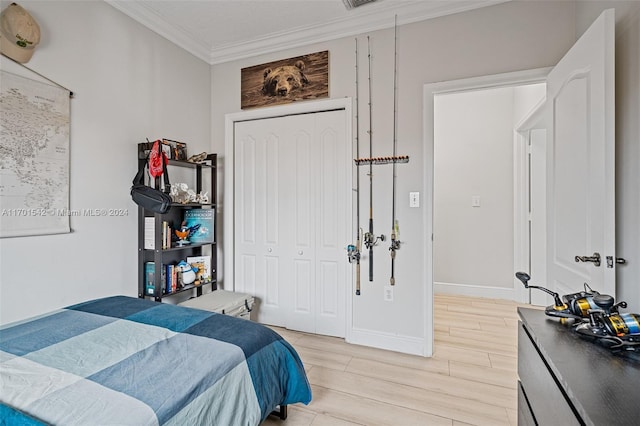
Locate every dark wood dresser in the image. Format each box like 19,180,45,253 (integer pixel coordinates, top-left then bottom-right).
518,307,640,425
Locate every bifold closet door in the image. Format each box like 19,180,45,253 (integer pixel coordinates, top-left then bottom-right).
234,110,347,337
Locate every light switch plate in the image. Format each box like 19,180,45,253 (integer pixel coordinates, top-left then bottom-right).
410,192,420,208
472,195,481,207
384,285,394,301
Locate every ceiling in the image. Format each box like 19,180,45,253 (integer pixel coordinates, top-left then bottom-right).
106,0,506,64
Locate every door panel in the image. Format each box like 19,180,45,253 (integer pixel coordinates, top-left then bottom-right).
239,137,256,244
265,134,280,245
289,124,316,332
546,9,615,297
319,261,339,316
235,121,286,326
314,111,347,337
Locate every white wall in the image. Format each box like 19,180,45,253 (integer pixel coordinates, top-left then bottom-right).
434,87,516,289
2,0,636,345
212,1,577,348
0,0,211,324
432,84,544,299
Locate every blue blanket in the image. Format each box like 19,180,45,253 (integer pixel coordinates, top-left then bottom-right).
0,296,311,425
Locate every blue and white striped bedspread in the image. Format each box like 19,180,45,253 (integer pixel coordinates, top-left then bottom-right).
0,296,311,425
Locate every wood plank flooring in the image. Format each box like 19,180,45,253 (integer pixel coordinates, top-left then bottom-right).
262,293,536,426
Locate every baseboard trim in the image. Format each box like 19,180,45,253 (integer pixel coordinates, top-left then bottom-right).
434,281,518,301
347,327,427,357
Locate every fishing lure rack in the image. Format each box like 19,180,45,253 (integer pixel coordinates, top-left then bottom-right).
354,155,409,166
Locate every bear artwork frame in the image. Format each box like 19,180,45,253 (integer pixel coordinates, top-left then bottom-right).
241,51,329,109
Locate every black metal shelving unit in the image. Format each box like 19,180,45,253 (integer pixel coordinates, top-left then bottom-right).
137,152,217,302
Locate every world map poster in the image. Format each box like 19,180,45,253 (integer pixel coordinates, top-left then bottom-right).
0,70,71,237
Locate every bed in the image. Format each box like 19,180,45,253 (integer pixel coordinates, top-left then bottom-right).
0,296,311,425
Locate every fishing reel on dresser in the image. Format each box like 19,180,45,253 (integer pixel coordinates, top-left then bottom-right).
515,272,616,320
516,272,640,352
573,294,640,351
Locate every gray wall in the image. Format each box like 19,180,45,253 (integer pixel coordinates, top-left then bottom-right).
211,1,579,341
433,84,544,293
0,0,212,323
1,1,637,333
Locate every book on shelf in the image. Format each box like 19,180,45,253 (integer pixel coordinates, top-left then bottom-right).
165,264,174,293
145,262,155,295
161,221,172,249
144,217,155,250
183,209,214,243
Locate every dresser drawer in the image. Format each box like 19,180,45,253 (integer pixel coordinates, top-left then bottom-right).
518,323,580,426
517,381,536,426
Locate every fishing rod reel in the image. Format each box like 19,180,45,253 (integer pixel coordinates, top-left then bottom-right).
515,271,621,320
363,231,385,250
516,271,640,352
388,221,401,285
573,296,640,351
389,220,401,252
346,244,361,264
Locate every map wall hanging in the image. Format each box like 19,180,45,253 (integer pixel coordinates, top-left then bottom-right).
0,70,71,237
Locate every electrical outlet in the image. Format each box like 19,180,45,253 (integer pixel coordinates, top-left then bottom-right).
384,285,394,302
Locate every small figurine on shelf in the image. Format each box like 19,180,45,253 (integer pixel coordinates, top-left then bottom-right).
187,152,208,163
177,261,196,285
196,191,209,204
174,221,201,246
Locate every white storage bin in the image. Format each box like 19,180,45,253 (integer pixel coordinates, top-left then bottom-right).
179,290,254,320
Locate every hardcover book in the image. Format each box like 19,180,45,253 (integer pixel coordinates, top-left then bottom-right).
144,217,155,250
183,209,214,243
145,262,155,295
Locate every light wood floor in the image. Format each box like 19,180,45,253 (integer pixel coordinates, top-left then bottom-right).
262,293,531,426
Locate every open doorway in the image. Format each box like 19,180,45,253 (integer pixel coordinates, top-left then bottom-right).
432,82,545,302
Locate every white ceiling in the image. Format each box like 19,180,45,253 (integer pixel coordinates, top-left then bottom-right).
106,0,507,64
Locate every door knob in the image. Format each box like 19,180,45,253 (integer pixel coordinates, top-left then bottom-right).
298,250,303,255
575,252,601,267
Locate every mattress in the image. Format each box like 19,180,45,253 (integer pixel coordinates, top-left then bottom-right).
0,295,311,425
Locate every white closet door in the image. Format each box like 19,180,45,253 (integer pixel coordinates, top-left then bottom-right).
234,119,287,326
285,114,316,334
313,111,348,337
234,110,347,337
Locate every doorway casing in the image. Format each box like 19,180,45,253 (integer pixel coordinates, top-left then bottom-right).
422,68,550,355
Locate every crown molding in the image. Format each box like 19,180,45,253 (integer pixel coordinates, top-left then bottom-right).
106,0,508,65
106,0,213,63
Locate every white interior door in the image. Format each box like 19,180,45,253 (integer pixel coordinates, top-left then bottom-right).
311,111,348,337
234,117,287,327
546,9,616,298
234,110,348,337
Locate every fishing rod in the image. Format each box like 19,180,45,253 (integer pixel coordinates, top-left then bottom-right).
363,35,385,282
347,38,363,295
389,16,401,286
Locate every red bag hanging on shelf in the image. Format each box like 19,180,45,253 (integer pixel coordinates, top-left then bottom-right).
149,140,168,178
131,140,172,214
